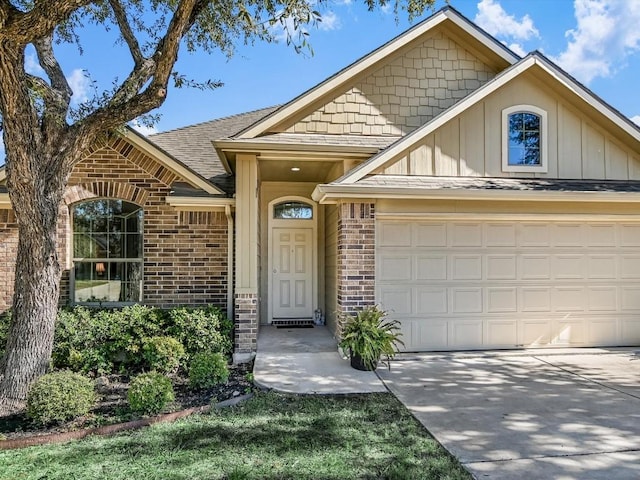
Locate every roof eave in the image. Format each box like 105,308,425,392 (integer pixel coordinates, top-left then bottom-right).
312,183,640,204
214,139,381,157
165,195,235,211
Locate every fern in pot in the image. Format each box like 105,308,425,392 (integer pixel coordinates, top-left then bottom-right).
339,306,404,371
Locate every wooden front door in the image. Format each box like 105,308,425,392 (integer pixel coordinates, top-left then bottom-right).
272,227,313,319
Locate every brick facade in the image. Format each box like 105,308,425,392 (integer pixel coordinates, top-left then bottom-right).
336,203,376,331
234,293,258,359
0,137,230,314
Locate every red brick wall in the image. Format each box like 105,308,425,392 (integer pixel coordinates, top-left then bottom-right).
1,137,229,312
336,203,376,326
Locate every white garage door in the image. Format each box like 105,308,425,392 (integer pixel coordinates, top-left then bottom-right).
376,218,640,351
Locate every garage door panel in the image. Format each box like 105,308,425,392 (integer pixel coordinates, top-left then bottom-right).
450,223,482,247
521,319,552,345
400,319,448,351
379,222,411,247
520,224,550,247
619,255,640,279
486,320,518,346
487,255,517,280
552,287,586,312
451,255,482,280
587,286,618,311
552,224,584,246
379,256,412,281
487,287,517,313
521,287,551,312
379,288,412,315
450,320,483,348
588,255,616,279
485,223,516,246
414,223,447,247
621,286,640,311
587,224,616,246
417,288,448,314
377,219,640,351
553,319,586,345
554,255,585,279
521,255,551,280
452,288,482,313
416,256,447,280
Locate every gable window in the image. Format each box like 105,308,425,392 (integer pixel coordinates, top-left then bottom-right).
273,201,313,219
502,105,548,173
72,199,143,304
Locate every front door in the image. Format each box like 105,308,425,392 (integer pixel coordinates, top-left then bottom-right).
272,227,313,319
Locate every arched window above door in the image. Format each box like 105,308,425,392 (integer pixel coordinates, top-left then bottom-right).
273,201,313,219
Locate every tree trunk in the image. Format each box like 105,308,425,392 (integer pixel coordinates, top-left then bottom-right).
0,161,64,413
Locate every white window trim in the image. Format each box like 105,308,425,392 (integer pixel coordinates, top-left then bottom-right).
502,105,548,173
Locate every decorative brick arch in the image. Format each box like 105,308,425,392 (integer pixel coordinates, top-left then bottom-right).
64,182,149,207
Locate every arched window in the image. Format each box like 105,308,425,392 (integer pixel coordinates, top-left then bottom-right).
502,105,548,173
72,199,143,304
273,201,313,219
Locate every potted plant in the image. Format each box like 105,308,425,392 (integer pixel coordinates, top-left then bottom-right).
338,306,404,371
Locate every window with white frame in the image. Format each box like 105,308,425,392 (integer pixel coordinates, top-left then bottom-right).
72,199,143,304
502,105,548,173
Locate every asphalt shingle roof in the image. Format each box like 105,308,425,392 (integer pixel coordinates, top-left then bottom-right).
150,106,278,182
356,175,640,193
224,133,400,150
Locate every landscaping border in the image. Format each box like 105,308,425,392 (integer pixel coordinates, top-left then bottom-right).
0,393,253,451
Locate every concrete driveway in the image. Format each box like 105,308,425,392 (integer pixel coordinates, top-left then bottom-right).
377,349,640,479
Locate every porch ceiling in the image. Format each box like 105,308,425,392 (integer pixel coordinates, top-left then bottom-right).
258,159,340,182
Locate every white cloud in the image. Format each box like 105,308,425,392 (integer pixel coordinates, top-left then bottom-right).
475,0,539,41
507,42,527,57
632,115,640,126
554,0,640,84
66,69,91,105
318,11,340,31
25,53,45,76
130,121,158,136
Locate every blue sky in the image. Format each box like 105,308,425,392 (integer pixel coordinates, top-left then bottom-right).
2,0,640,160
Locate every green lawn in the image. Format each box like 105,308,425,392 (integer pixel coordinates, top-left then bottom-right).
0,392,471,480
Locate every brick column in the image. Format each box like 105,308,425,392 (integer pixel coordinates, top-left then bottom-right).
336,203,376,334
234,293,258,362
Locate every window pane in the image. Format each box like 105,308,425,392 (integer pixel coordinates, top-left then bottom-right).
72,199,143,303
508,111,541,167
274,201,313,219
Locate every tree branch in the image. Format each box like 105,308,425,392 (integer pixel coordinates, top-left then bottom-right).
0,0,93,45
108,0,144,67
33,35,72,115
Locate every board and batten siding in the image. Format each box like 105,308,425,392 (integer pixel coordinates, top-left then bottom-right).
375,73,640,180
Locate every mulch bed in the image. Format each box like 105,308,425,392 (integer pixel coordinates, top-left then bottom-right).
0,362,254,444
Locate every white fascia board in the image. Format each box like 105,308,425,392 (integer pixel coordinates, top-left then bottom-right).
123,129,224,195
312,183,640,204
165,196,235,211
215,139,379,157
339,57,537,184
237,9,518,140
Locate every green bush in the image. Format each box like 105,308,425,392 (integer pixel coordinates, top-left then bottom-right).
188,351,229,390
50,305,232,375
142,336,185,374
26,371,96,426
168,307,233,359
128,372,175,416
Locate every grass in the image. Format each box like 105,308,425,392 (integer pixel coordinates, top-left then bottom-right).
0,392,471,480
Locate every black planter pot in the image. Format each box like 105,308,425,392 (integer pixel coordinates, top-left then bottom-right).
350,352,378,371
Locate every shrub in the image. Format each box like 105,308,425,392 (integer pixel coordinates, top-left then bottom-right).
26,371,96,426
188,352,229,389
167,307,233,359
142,336,185,374
128,372,175,416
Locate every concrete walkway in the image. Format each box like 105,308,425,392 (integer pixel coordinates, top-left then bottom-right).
253,325,387,394
378,349,640,480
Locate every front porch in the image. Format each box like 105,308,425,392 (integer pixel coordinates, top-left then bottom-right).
253,325,386,394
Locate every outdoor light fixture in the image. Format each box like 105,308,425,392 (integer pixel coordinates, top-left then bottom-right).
291,167,301,172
